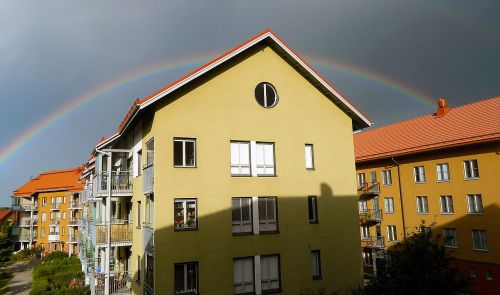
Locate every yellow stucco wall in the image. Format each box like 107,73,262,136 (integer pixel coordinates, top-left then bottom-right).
357,142,500,265
129,44,363,294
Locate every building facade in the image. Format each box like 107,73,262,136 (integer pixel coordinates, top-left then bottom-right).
78,30,372,295
12,167,84,255
354,97,500,294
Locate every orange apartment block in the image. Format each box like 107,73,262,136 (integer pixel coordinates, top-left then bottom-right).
354,97,500,294
12,166,84,255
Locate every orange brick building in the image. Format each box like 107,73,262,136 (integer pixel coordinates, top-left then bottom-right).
12,167,84,255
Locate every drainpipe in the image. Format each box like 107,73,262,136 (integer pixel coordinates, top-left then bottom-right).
391,157,407,239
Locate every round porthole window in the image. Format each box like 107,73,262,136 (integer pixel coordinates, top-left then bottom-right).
255,82,278,108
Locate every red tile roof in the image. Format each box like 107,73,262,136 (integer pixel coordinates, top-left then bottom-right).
0,208,14,223
13,166,84,197
354,96,500,162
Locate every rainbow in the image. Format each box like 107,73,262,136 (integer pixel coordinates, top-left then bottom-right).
0,52,434,167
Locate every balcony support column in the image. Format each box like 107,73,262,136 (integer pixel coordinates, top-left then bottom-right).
105,152,112,295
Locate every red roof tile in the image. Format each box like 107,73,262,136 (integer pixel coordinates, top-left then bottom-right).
354,96,500,162
13,166,84,197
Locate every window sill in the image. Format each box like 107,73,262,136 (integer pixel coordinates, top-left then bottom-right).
174,227,198,232
436,180,450,183
257,174,277,177
444,245,458,249
312,275,322,280
136,226,141,230
440,212,454,215
464,177,479,181
414,182,426,184
384,212,395,214
308,220,319,224
382,184,392,187
306,168,315,171
232,232,253,236
231,174,252,177
417,212,429,215
468,212,484,215
259,230,280,235
472,248,488,252
174,165,197,168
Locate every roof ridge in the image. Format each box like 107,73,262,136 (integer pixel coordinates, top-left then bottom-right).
40,166,84,175
359,95,500,134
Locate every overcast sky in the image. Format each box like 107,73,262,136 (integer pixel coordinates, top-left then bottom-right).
1,0,499,206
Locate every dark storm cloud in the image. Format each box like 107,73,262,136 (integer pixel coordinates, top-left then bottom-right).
1,0,499,205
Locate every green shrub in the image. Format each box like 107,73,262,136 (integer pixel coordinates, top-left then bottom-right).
12,246,43,262
42,251,69,262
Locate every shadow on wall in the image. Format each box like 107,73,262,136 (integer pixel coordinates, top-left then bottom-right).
127,182,363,295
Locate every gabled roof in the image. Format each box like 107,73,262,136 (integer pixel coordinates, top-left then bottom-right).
13,166,84,197
97,29,372,149
354,96,500,162
0,209,13,222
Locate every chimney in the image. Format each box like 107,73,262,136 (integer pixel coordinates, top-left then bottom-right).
436,97,450,117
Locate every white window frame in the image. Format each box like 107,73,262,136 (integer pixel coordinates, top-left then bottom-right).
382,170,392,185
463,159,479,179
357,173,366,189
359,200,368,213
361,225,370,240
414,166,426,183
471,230,488,251
232,198,253,234
258,197,278,233
174,262,198,294
387,225,397,242
384,197,395,213
233,257,255,294
41,212,46,222
362,251,372,266
308,196,318,223
440,195,454,214
174,138,196,168
436,163,450,182
305,144,314,170
467,194,483,214
230,141,251,176
443,228,458,248
174,198,197,230
255,142,275,176
416,196,429,214
260,255,281,292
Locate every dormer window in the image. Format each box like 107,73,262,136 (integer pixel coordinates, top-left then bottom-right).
255,82,278,108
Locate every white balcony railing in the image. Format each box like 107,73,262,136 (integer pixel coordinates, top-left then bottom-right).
48,234,60,242
96,171,133,196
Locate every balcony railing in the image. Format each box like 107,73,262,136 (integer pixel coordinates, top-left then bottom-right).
361,236,385,248
20,205,34,211
68,218,79,226
358,182,380,199
48,234,60,242
20,219,33,227
96,171,133,196
67,235,78,243
16,234,32,242
50,219,61,225
95,271,132,295
143,165,154,194
69,201,81,209
96,220,133,246
359,209,382,224
51,203,62,210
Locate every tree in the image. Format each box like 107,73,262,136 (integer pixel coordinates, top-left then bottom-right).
361,224,470,295
0,229,13,267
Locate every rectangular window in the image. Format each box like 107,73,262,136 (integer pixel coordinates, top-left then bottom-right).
50,212,54,220
174,138,196,167
443,228,458,248
63,196,66,204
382,170,392,185
145,194,154,228
440,195,454,214
436,163,450,181
174,199,197,230
361,225,370,240
145,139,154,167
232,198,253,234
258,197,278,233
42,197,46,207
387,225,397,242
137,201,141,228
467,194,483,214
62,212,66,220
308,196,318,223
414,166,426,183
362,251,373,266
311,250,322,280
357,173,366,189
472,230,488,250
174,262,198,294
41,227,45,238
463,160,479,179
41,212,46,222
137,255,141,282
416,196,429,213
233,257,254,294
62,227,65,236
384,197,395,213
137,149,142,176
370,171,377,183
260,255,280,292
305,144,314,170
230,141,251,175
146,254,154,289
255,142,275,176
358,200,368,213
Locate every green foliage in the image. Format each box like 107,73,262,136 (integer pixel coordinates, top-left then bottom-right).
12,246,43,262
30,254,89,295
359,224,470,295
0,232,13,267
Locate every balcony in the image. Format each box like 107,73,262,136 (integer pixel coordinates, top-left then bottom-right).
20,205,34,211
358,182,380,199
96,171,133,197
51,203,62,210
69,201,82,209
15,234,32,242
96,220,133,246
48,234,60,242
68,218,79,226
95,271,132,295
143,225,154,254
67,235,78,243
359,209,382,224
143,165,154,194
50,219,61,226
361,236,385,249
19,219,33,227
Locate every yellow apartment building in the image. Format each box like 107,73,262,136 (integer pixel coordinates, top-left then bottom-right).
12,167,84,255
354,97,500,294
78,29,373,295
